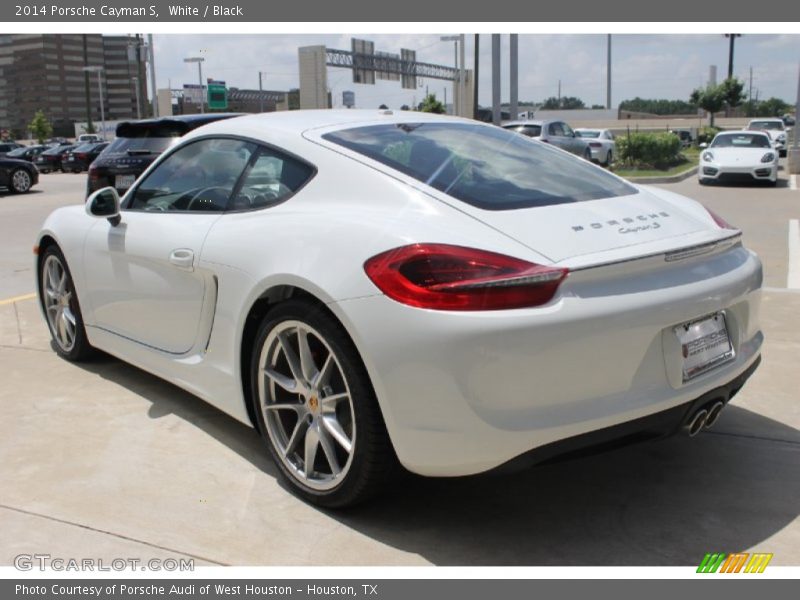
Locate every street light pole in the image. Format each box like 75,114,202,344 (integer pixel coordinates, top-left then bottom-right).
132,76,142,119
82,66,105,139
183,56,205,113
725,33,741,80
440,35,460,116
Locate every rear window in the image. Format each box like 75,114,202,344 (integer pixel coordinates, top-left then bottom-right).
504,124,542,138
576,130,600,138
323,122,637,210
748,121,784,131
107,121,188,155
6,147,26,157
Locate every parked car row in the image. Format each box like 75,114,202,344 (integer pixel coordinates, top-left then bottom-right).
502,119,617,166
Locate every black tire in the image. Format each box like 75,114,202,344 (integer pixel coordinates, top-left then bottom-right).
699,178,710,186
38,246,95,361
583,148,591,161
250,299,397,508
10,169,32,193
605,150,613,166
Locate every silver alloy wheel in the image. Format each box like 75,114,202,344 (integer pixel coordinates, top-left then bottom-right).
42,255,76,352
257,320,356,491
12,169,31,192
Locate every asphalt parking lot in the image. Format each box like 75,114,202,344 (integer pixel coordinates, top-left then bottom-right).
1,168,799,567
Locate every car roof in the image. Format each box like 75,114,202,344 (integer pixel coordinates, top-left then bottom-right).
115,113,245,136
181,109,494,143
503,120,545,127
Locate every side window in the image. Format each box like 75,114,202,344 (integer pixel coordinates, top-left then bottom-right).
561,122,575,137
228,146,315,211
128,138,255,212
549,122,564,137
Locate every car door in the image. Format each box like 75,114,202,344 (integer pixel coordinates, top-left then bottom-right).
547,122,568,150
560,122,583,155
82,137,256,354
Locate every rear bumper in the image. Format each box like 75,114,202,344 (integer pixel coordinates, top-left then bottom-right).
495,355,760,473
332,245,763,477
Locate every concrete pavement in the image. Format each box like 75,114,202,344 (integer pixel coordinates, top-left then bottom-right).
0,169,798,566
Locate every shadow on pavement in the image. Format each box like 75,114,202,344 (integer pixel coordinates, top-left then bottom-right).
75,352,800,566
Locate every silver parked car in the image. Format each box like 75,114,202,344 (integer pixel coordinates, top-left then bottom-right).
503,120,591,159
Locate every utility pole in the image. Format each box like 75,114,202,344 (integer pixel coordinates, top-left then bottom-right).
148,34,158,117
510,34,518,122
725,34,741,80
606,34,612,110
748,66,753,117
459,33,465,117
444,86,447,113
558,79,561,106
473,34,479,120
183,56,205,113
259,71,264,112
491,34,501,125
132,76,142,119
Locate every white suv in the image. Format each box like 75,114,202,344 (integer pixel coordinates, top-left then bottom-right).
747,118,788,157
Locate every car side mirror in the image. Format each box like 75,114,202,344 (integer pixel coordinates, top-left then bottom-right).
699,143,708,149
85,186,121,226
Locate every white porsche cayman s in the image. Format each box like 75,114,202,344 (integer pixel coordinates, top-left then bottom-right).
699,131,779,186
36,110,763,507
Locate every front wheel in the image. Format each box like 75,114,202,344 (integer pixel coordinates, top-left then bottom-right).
10,169,32,193
583,148,592,161
39,247,94,361
251,300,396,508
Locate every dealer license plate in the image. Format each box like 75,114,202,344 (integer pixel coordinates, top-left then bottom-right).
115,174,136,190
675,312,735,382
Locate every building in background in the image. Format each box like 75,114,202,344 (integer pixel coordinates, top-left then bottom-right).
0,34,147,138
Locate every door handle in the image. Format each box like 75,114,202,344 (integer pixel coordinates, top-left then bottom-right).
169,248,195,271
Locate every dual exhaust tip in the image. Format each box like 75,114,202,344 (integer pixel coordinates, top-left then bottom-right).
684,400,725,437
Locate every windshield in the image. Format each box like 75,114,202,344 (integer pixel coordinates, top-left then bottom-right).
42,146,72,156
749,121,784,131
6,147,28,157
323,122,637,210
711,134,771,149
576,130,600,138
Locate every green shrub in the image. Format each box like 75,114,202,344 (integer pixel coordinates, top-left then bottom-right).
697,126,722,145
616,131,683,168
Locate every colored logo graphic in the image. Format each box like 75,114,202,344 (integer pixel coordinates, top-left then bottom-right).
697,552,773,573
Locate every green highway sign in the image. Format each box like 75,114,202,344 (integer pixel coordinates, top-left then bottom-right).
207,83,228,110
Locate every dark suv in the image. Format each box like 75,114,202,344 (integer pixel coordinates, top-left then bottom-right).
87,113,242,197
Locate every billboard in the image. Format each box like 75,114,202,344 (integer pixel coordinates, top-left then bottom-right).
352,38,375,85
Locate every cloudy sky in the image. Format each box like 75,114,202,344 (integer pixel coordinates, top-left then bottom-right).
152,34,799,109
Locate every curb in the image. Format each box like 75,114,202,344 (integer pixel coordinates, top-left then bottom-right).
621,166,699,185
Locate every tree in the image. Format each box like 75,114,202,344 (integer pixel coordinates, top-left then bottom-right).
619,97,698,115
720,77,745,112
690,85,727,127
378,104,389,110
28,110,52,144
418,93,445,114
753,97,791,117
400,104,410,111
541,96,585,110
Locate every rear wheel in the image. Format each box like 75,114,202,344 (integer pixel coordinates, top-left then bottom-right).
251,299,396,508
699,178,710,186
605,150,613,166
39,246,94,361
582,148,591,161
10,169,32,193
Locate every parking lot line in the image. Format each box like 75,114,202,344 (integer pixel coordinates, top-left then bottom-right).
789,219,800,289
0,292,35,307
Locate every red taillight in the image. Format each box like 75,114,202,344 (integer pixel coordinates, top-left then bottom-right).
589,142,602,148
364,244,568,311
704,206,737,230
